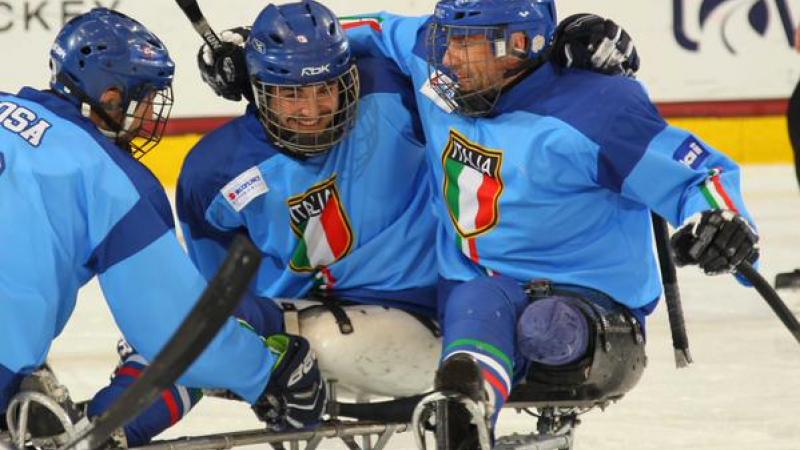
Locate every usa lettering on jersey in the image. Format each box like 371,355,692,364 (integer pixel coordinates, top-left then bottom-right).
287,176,353,272
0,101,52,147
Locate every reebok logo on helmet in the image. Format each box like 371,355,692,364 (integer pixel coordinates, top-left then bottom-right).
300,64,330,77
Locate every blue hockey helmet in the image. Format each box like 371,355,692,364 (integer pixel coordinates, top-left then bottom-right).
245,0,360,157
49,8,175,159
427,0,557,116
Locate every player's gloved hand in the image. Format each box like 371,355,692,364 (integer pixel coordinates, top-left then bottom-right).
253,334,326,430
551,13,640,77
197,27,253,102
671,210,759,275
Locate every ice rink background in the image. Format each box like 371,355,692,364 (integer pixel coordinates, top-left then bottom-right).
46,165,800,450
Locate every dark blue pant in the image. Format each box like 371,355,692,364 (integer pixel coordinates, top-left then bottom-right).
437,276,648,423
438,276,529,421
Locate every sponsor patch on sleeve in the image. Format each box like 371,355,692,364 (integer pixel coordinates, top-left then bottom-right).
221,166,269,212
673,137,710,169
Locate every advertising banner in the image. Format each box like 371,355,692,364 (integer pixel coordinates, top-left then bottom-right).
2,0,800,117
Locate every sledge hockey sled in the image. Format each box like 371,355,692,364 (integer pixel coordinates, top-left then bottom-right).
3,297,645,450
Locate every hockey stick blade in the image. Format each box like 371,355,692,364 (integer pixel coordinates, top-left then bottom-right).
175,0,222,50
737,262,800,346
775,269,800,290
58,234,262,450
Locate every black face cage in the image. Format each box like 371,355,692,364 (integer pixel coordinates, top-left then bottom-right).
427,23,512,117
252,64,360,157
127,86,174,160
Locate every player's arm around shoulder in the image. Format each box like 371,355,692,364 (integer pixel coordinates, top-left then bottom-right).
356,55,426,146
343,12,430,76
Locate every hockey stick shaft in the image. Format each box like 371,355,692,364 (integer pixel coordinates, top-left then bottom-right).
175,0,222,50
652,214,693,368
59,235,262,450
736,262,800,345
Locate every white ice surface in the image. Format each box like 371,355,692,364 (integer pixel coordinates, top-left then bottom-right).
47,165,800,450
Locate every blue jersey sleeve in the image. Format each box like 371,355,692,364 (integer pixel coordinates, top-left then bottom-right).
177,168,239,282
342,12,429,76
85,137,273,404
176,113,266,282
515,69,755,232
97,234,273,402
581,81,758,284
600,91,755,229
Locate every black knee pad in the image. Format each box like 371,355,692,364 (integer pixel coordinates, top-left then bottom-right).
513,292,647,404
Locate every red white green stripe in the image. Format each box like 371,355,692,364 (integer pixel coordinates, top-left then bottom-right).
445,339,513,372
700,169,738,212
445,350,511,399
339,15,383,32
456,235,479,262
291,194,351,270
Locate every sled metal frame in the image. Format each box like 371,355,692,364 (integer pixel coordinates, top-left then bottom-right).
127,398,613,450
5,391,81,450
3,386,614,450
129,422,408,450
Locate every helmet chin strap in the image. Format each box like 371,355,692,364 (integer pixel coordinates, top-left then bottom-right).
55,72,131,141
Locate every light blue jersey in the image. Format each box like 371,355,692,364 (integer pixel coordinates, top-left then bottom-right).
344,14,756,310
0,88,273,408
178,57,438,313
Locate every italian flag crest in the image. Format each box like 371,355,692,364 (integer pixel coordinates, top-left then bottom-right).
288,176,354,272
442,129,504,261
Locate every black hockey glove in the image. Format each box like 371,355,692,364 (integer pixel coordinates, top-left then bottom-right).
671,210,759,275
551,13,640,77
253,334,326,430
197,27,253,103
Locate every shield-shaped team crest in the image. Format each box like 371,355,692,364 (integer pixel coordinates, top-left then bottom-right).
287,176,354,272
441,129,504,238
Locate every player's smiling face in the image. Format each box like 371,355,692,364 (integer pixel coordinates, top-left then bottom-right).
441,31,527,93
270,81,340,134
442,33,506,92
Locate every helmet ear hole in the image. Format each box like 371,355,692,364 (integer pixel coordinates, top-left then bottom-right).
328,22,336,35
269,33,284,45
81,46,92,55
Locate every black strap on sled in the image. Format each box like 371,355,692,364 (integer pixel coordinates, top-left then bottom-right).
308,291,355,335
307,290,442,337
